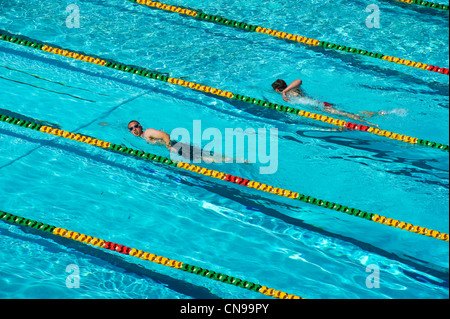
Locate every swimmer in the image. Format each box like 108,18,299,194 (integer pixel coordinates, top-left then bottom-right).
272,79,385,126
272,79,306,101
127,120,236,163
128,120,172,149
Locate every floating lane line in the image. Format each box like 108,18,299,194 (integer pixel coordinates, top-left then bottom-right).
393,0,449,10
1,113,448,242
0,210,303,299
0,32,448,153
125,0,449,76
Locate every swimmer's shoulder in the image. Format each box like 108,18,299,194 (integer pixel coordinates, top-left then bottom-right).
288,88,305,97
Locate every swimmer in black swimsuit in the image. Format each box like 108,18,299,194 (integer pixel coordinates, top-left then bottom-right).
127,120,234,163
272,79,385,126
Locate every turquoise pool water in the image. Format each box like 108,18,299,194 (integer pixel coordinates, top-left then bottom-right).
0,0,448,299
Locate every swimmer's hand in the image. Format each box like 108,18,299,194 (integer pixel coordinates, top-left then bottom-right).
169,146,177,153
282,91,289,102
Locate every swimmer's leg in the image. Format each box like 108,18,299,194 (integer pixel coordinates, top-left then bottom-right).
202,153,247,164
359,111,387,117
359,111,377,118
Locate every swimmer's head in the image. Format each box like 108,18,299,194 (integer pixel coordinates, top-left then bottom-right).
272,79,287,93
128,120,143,137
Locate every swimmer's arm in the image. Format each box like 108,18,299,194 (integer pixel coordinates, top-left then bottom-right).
282,79,302,101
142,129,172,149
285,79,302,91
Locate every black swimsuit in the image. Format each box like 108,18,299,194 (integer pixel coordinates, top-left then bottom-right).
171,141,214,161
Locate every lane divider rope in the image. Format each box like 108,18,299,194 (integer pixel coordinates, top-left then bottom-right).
0,32,448,153
393,0,449,10
125,0,449,76
0,210,302,299
1,113,448,242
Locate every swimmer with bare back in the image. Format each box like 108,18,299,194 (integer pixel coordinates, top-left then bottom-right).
272,79,385,126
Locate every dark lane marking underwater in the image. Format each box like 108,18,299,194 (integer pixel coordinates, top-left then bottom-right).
0,65,110,96
0,75,96,103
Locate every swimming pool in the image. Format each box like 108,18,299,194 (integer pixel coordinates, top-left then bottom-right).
0,0,448,299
